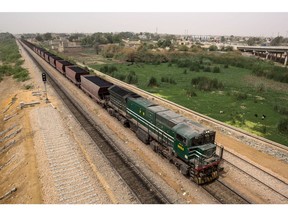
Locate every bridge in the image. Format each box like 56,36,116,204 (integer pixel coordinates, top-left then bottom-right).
237,46,288,66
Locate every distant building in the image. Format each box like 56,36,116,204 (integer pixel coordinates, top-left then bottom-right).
122,39,141,49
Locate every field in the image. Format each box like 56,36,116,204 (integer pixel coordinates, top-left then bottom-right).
88,61,288,146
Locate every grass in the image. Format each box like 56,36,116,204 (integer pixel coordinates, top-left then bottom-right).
89,61,288,146
0,33,29,82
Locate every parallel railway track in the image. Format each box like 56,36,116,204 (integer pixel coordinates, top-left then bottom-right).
21,42,171,204
223,149,288,201
202,180,251,204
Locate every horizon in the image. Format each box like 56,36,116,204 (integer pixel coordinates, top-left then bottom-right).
1,12,288,38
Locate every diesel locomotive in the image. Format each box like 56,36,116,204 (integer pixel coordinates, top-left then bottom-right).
20,39,223,184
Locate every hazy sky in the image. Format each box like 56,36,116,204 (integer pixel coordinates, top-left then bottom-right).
1,0,288,37
1,12,287,37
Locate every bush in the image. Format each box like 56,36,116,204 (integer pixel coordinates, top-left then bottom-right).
274,105,288,115
208,45,218,51
147,76,159,87
24,84,34,90
99,65,118,74
278,118,288,134
161,76,176,84
125,71,138,84
186,88,197,97
113,73,125,81
213,66,221,73
191,77,224,91
203,66,211,72
234,92,248,100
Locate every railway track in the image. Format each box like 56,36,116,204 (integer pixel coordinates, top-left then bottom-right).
223,149,288,201
20,40,287,204
21,42,171,204
202,180,251,204
78,63,288,203
85,64,288,154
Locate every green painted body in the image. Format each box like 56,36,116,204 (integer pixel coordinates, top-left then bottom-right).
109,87,218,165
127,97,199,162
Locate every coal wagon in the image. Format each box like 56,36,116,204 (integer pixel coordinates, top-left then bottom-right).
81,75,113,105
65,66,89,86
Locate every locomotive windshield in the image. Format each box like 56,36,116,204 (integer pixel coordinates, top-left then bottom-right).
191,131,215,146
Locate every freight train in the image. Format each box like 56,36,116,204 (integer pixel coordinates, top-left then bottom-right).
20,39,223,184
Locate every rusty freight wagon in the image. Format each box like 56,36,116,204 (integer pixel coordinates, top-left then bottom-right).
81,75,113,104
49,55,63,68
44,52,52,63
65,66,89,86
40,49,46,59
55,60,74,74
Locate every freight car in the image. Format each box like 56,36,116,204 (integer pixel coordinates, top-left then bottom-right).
20,39,223,184
80,75,113,105
49,55,63,68
65,65,89,86
55,60,74,75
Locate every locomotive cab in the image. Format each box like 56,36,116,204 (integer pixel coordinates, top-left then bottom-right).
173,123,221,184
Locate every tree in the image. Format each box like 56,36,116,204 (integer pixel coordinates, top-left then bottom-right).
43,32,52,41
178,45,188,51
35,34,43,42
270,36,284,46
247,37,256,46
157,39,172,48
221,36,226,43
208,45,218,51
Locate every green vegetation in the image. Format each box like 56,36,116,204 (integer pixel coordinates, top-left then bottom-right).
278,119,288,134
0,33,29,82
191,77,224,91
147,76,159,87
90,58,288,146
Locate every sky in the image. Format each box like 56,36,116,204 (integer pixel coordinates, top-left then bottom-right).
0,0,288,37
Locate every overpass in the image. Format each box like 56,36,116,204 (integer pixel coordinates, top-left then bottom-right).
237,46,288,66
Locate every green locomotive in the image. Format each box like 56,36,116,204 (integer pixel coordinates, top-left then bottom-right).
107,85,223,184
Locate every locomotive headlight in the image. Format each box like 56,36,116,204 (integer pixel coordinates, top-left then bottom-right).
185,155,188,159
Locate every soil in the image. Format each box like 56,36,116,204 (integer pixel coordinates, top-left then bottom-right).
0,77,43,203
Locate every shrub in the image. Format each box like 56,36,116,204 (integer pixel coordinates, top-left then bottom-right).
186,88,197,97
99,65,118,74
278,118,288,134
234,92,248,100
113,73,125,81
274,105,288,115
191,77,224,91
213,66,221,73
24,84,34,90
203,66,211,72
208,45,218,51
161,76,176,84
147,76,159,87
126,71,138,84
